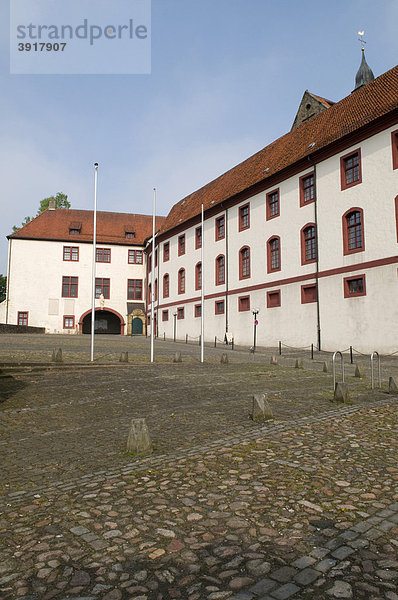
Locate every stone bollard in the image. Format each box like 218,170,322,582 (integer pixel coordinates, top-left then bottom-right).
270,355,278,365
388,376,398,394
173,352,182,363
221,353,228,364
323,361,330,373
126,418,152,455
354,364,363,378
334,382,349,403
250,394,273,423
119,352,128,363
295,359,303,369
52,348,63,363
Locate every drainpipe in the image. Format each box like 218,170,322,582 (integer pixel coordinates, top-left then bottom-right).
5,238,12,324
309,156,321,351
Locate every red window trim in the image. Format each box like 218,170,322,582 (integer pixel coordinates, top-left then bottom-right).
128,249,143,264
215,300,225,315
267,289,281,308
163,242,170,262
96,248,111,263
17,311,29,326
195,262,202,291
299,172,315,207
267,235,281,273
343,274,366,298
95,277,110,299
238,295,250,312
62,276,78,298
178,234,186,256
63,246,79,262
163,273,169,298
177,307,184,319
194,304,201,318
215,215,225,241
340,148,362,191
63,315,75,329
215,254,225,286
342,207,365,256
195,227,202,249
178,268,185,294
391,130,398,170
127,279,142,300
301,284,317,304
301,223,317,265
238,204,250,232
266,188,280,220
239,246,251,280
162,310,169,322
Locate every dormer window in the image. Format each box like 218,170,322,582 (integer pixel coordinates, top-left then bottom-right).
69,222,81,235
125,229,135,239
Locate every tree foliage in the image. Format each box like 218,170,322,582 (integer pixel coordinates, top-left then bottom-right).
12,192,70,232
0,274,6,303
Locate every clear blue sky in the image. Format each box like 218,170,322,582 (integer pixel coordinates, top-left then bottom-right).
0,0,397,274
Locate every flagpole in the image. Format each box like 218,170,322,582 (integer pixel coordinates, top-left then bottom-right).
200,203,204,363
90,163,98,362
150,188,156,363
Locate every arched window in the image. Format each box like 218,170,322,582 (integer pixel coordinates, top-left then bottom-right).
342,208,364,255
301,224,317,265
178,268,185,294
267,236,281,273
163,274,169,298
195,262,202,290
239,247,250,279
215,255,225,285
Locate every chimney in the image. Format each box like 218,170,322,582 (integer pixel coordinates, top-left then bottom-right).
48,198,56,210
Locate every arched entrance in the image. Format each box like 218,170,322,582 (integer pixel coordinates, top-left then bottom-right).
127,307,146,336
79,308,125,335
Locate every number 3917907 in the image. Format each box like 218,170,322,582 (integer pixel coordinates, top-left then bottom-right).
18,42,66,51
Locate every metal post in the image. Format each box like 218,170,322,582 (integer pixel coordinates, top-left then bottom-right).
232,338,234,350
279,341,282,355
252,309,259,352
214,336,217,348
311,343,314,360
163,332,165,341
199,335,201,346
370,351,381,389
186,334,188,344
173,312,177,343
200,203,204,363
150,188,156,363
350,346,353,364
90,163,98,362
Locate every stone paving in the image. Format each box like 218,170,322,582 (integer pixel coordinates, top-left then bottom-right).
0,335,398,600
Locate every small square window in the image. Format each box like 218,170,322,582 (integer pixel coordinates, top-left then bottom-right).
17,311,28,326
63,246,79,261
178,234,185,256
96,248,111,263
162,310,169,322
267,290,281,308
62,276,78,298
63,315,75,329
344,275,366,298
239,204,250,231
215,300,225,314
194,304,202,318
301,284,317,304
177,307,184,319
238,296,250,312
266,189,280,220
128,249,143,264
125,231,135,239
340,149,362,190
95,278,110,299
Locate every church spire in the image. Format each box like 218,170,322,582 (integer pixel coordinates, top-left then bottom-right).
354,31,375,90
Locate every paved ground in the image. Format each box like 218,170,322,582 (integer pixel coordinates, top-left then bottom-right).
0,335,397,600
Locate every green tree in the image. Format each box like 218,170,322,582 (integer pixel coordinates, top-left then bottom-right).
0,274,6,303
12,192,70,232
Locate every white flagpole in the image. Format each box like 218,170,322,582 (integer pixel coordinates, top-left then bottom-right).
90,163,98,362
200,203,204,363
150,188,156,363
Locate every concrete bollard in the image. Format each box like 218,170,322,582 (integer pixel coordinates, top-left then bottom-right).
173,352,182,363
323,361,330,373
354,364,363,378
270,355,278,365
334,382,349,403
221,353,228,364
388,376,398,394
295,358,303,369
250,394,273,423
119,352,128,363
52,348,63,363
126,418,152,455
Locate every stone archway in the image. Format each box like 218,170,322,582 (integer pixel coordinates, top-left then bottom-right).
79,307,125,335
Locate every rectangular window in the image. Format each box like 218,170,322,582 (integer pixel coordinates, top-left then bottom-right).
392,130,398,170
178,234,185,256
215,300,225,314
63,315,75,329
17,311,28,326
128,279,143,300
299,173,315,206
239,204,250,231
340,149,362,190
344,275,366,298
62,276,78,298
155,249,158,267
163,242,170,262
125,231,135,239
266,189,280,220
63,246,79,261
238,295,250,312
301,284,317,304
162,310,169,322
196,227,202,249
128,249,143,264
177,307,184,319
216,216,225,240
96,248,111,263
95,278,110,299
267,290,281,308
194,304,202,318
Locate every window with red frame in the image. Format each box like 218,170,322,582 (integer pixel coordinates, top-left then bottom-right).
341,149,362,190
216,216,225,240
299,173,315,206
267,237,280,272
194,304,201,317
95,278,110,299
162,310,169,322
154,279,158,301
195,262,202,290
343,209,364,254
239,247,250,279
238,295,250,311
155,250,158,267
63,246,79,261
216,255,225,285
128,249,143,264
63,315,75,329
215,300,224,314
18,311,28,326
178,234,185,256
301,225,317,264
163,274,169,298
128,279,142,300
239,204,250,231
267,290,281,308
96,248,111,263
195,227,202,249
62,276,78,298
163,242,170,262
148,283,151,302
177,307,184,319
266,189,280,219
392,130,398,170
301,284,317,304
178,268,185,294
344,275,366,298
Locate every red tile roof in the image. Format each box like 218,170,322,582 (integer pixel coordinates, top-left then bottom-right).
9,209,166,246
310,92,335,108
160,65,398,236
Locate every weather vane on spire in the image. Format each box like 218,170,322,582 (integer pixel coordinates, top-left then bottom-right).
358,30,366,50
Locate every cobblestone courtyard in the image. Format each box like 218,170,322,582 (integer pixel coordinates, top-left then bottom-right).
0,335,397,600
